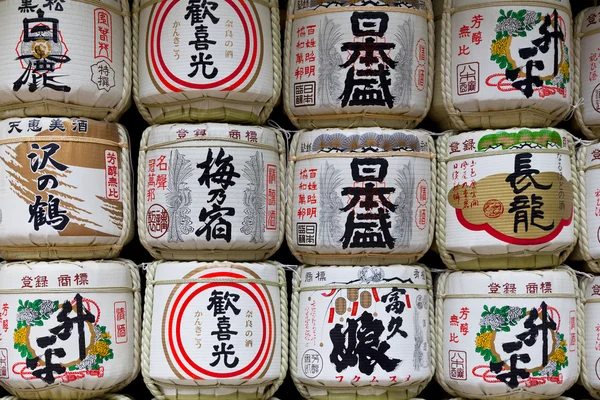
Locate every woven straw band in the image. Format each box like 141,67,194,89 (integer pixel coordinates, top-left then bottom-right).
134,0,270,13
444,147,572,163
441,292,577,300
292,151,434,162
149,277,282,287
579,26,600,38
447,248,568,259
288,6,432,21
296,282,429,293
0,0,127,15
443,1,572,18
585,297,600,304
582,163,600,172
141,96,270,108
446,106,565,122
0,136,128,149
0,100,115,115
0,244,123,252
289,112,421,122
0,287,138,294
153,380,278,389
293,250,425,259
142,136,281,153
298,381,430,392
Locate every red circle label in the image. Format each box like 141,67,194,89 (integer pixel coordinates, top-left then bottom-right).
146,204,169,238
483,199,504,219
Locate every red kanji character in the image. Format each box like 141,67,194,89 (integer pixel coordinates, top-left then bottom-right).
526,283,538,294
336,376,344,382
450,315,459,326
460,323,469,336
74,273,89,286
458,45,470,56
593,149,600,161
459,25,471,38
592,284,600,296
449,333,459,343
156,174,167,190
503,283,516,294
463,139,475,151
488,283,500,294
541,282,552,294
449,141,460,154
307,25,316,35
156,155,167,171
472,31,482,45
459,307,470,320
21,276,33,289
471,14,483,29
57,274,71,287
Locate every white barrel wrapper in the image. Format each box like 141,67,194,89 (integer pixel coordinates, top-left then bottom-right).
582,276,600,400
291,265,433,400
134,0,279,125
0,260,141,400
143,261,286,400
288,128,435,266
430,0,573,131
0,118,133,260
575,6,600,139
437,128,577,270
0,0,129,121
284,0,433,129
138,124,285,261
436,268,581,399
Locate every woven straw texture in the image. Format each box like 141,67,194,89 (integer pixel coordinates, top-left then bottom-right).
434,267,584,400
286,130,436,266
283,0,435,130
137,125,286,261
289,265,435,400
574,7,600,139
0,396,133,400
579,276,600,400
435,130,579,270
430,0,573,132
141,261,288,400
0,259,142,400
132,0,281,125
0,123,134,260
0,0,132,122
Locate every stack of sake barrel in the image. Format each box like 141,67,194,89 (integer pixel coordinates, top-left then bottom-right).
430,0,600,399
283,1,437,399
132,0,288,399
0,0,140,399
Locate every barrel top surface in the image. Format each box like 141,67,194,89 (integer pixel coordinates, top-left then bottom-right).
145,123,279,149
579,6,600,34
0,260,134,290
443,268,576,296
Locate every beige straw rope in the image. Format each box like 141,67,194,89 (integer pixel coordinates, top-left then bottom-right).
141,96,270,108
287,6,432,21
149,277,282,287
289,112,421,122
142,136,280,153
444,147,572,163
0,136,128,149
447,248,572,259
292,250,425,259
0,244,122,252
0,287,137,294
579,26,600,39
291,151,434,162
444,1,572,18
296,283,429,292
577,145,600,272
134,0,270,13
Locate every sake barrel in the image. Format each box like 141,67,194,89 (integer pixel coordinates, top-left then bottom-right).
0,0,130,121
0,118,133,260
0,395,133,400
581,275,600,400
283,0,434,130
574,7,600,139
287,128,435,266
436,128,577,270
574,142,600,273
436,267,581,399
0,260,141,400
142,261,286,400
133,0,280,125
291,265,433,399
138,124,285,261
430,0,573,131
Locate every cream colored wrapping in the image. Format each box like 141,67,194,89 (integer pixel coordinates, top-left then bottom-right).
435,128,578,270
0,0,131,121
0,259,142,400
141,261,288,400
0,118,133,260
573,142,600,273
0,396,133,400
430,0,573,131
283,0,434,130
580,275,600,400
137,124,285,261
574,6,600,139
435,267,583,400
286,128,436,266
290,264,435,400
133,0,281,125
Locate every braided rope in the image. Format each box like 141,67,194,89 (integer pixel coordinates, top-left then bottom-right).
577,145,600,272
136,127,160,260
107,0,133,121
141,261,287,399
0,396,133,400
427,134,437,261
115,124,134,258
289,266,311,399
131,0,153,123
580,276,600,400
558,135,580,265
286,131,301,264
257,0,282,125
434,132,457,269
282,0,294,126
